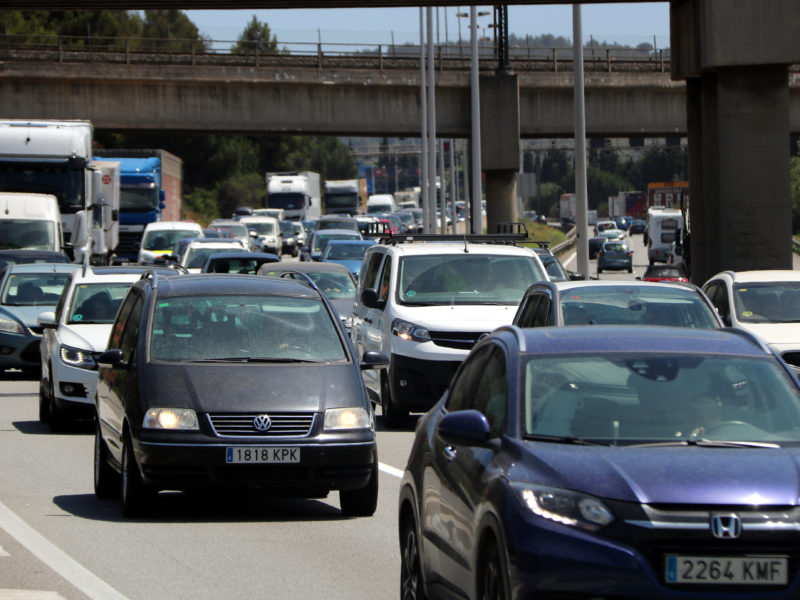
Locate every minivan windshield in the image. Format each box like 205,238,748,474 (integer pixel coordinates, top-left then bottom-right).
398,254,545,305
150,294,346,363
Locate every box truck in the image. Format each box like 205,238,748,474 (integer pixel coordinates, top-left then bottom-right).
265,171,321,221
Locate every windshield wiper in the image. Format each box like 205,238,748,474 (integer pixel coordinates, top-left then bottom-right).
630,439,779,449
191,356,320,364
523,433,596,445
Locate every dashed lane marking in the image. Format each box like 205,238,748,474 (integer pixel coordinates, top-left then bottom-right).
0,500,128,600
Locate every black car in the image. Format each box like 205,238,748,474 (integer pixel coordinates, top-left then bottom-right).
588,236,604,259
278,220,299,257
94,272,387,517
0,250,70,272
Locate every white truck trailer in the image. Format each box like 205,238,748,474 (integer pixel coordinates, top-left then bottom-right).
0,120,118,264
265,171,321,222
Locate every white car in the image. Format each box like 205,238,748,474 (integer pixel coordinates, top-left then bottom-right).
702,270,800,374
138,221,203,265
178,239,248,273
351,231,548,427
238,215,282,255
37,267,147,430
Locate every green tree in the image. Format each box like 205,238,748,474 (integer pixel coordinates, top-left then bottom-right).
231,15,277,55
140,10,208,52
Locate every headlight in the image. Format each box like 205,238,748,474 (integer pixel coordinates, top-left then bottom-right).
143,408,199,430
324,407,372,431
391,318,431,342
0,316,24,335
511,483,614,531
59,344,97,369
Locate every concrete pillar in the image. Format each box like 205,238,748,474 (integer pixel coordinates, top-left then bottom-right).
688,66,792,283
485,171,517,234
480,72,520,233
671,0,800,282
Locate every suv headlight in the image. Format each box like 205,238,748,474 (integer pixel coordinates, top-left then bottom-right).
0,316,24,335
143,408,199,430
391,319,431,342
324,407,373,431
511,483,614,531
59,344,97,370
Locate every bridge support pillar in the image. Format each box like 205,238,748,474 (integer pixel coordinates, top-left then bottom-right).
671,0,800,283
480,71,520,233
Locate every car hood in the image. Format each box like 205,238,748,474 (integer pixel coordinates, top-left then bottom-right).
516,443,800,505
328,297,355,319
397,304,517,329
143,362,367,413
737,322,800,348
0,304,58,327
58,324,113,352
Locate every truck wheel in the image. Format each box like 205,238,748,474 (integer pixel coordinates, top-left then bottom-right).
381,371,408,429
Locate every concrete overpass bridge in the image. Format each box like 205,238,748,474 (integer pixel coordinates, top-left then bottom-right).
0,42,700,138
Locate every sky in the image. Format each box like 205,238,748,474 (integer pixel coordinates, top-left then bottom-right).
185,3,671,51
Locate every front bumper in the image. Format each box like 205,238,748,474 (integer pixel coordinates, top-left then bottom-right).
0,331,41,370
503,498,800,600
49,357,99,415
133,432,377,495
389,353,460,411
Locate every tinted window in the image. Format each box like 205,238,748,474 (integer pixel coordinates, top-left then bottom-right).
68,282,132,324
359,251,383,294
150,294,346,362
524,353,800,444
446,345,493,413
472,347,507,438
118,294,143,364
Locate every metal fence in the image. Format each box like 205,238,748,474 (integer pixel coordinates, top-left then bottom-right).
0,33,672,73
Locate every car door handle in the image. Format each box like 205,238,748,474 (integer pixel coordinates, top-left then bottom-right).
443,445,457,460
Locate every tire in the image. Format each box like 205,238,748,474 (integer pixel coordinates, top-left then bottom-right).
339,460,378,517
121,431,156,517
48,368,65,432
400,512,427,600
291,246,299,258
38,375,50,423
628,266,633,273
381,371,408,429
597,267,602,274
477,540,510,600
94,422,120,499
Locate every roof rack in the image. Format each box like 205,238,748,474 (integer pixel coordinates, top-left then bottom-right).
372,221,529,246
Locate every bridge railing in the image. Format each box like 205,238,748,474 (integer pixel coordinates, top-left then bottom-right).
0,33,672,73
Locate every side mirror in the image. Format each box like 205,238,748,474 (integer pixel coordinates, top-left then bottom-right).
360,288,382,309
360,351,390,370
37,311,57,329
249,231,258,238
97,348,125,369
437,410,491,446
569,273,586,281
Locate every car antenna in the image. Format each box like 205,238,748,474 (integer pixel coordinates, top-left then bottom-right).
463,232,469,253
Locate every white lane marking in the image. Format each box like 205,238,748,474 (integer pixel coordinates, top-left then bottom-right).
379,462,404,479
562,250,577,268
0,543,9,557
0,591,64,599
0,500,128,600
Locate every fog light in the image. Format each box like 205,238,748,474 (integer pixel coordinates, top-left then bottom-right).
0,346,13,355
59,382,87,398
399,379,408,388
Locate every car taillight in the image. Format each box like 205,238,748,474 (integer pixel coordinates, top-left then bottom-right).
627,251,632,257
598,251,604,257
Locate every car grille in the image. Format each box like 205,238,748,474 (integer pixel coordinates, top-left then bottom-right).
207,412,316,437
115,231,142,257
428,330,488,350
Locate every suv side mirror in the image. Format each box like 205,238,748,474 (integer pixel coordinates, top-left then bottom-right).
97,348,126,369
360,288,384,309
360,351,390,370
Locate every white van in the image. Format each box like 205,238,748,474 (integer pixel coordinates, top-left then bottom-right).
0,192,62,252
647,208,683,265
239,215,282,255
138,221,203,264
365,194,396,215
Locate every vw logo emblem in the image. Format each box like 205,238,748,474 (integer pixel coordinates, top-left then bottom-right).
710,514,742,539
253,415,272,432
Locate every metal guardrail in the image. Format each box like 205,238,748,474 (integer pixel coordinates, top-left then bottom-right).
0,33,673,73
